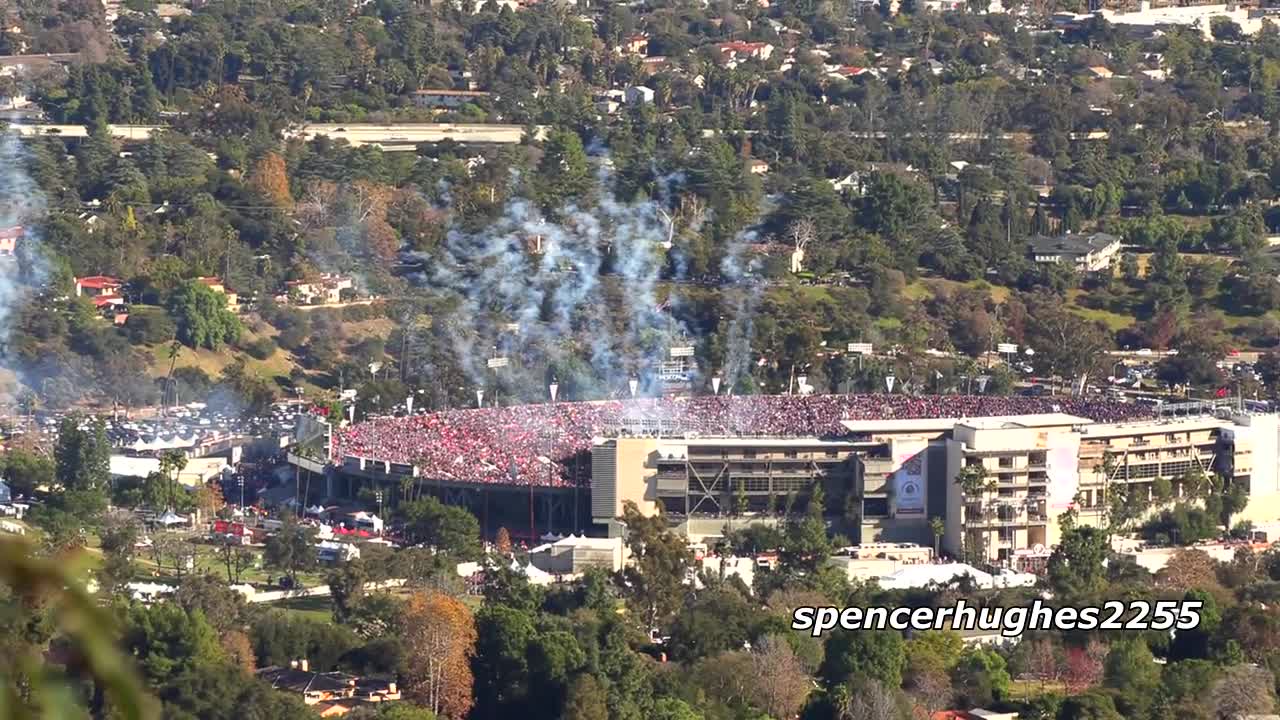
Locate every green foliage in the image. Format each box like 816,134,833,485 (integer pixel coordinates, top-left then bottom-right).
1047,525,1109,600
819,628,906,689
619,500,692,629
952,646,1010,708
1102,638,1161,718
166,280,242,350
398,497,482,561
263,516,318,585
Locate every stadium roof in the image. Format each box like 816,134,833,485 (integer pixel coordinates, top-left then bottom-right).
652,437,867,448
841,413,1091,434
955,413,1094,430
840,418,965,433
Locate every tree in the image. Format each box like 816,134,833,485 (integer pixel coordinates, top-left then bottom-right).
1025,296,1109,387
172,573,248,635
1047,525,1108,600
536,128,593,215
820,628,906,689
217,535,254,584
36,414,112,537
328,559,369,624
167,279,242,350
1057,691,1123,720
619,500,692,629
399,498,482,560
123,603,224,685
562,674,608,720
746,635,812,719
263,516,318,586
952,646,1010,707
1209,664,1276,720
494,527,513,555
839,677,903,720
667,587,761,661
157,662,314,720
401,591,478,720
1102,638,1160,718
248,151,292,208
779,483,832,576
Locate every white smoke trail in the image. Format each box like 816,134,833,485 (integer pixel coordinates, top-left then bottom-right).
410,158,700,400
0,128,48,399
719,229,764,395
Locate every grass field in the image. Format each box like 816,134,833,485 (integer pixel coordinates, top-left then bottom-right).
270,595,333,623
1007,678,1069,701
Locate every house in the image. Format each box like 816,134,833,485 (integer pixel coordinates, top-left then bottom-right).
624,85,654,105
640,56,669,73
748,159,770,175
257,662,356,705
283,273,354,305
196,276,239,311
714,41,775,62
931,711,1020,720
0,225,21,255
617,33,649,55
1087,65,1114,79
411,89,490,109
1026,232,1122,273
448,68,481,91
827,65,871,79
74,275,124,298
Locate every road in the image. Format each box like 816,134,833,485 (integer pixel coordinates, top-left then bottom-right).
288,122,541,148
5,123,163,140
4,121,540,148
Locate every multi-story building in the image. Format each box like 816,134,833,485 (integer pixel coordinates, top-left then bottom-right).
590,410,1280,566
591,430,943,545
944,412,1280,566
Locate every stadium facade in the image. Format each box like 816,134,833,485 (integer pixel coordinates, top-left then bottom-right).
589,411,1280,568
298,399,1280,568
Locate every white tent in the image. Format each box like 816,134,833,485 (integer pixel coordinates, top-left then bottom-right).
876,562,996,590
512,558,556,586
348,511,384,533
157,510,188,527
305,505,327,516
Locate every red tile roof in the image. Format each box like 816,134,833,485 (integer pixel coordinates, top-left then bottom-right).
76,275,123,289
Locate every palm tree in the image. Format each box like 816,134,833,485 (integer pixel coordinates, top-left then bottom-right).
954,463,989,564
164,340,182,413
159,450,188,511
929,516,946,557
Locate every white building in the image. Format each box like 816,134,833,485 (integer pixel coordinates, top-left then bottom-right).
624,85,655,105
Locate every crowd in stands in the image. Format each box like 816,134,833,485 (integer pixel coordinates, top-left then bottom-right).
331,394,1152,488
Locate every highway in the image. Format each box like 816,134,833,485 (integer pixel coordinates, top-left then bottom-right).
5,123,163,140
3,121,539,148
287,122,540,148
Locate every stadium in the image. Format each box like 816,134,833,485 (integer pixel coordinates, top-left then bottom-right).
286,392,1268,549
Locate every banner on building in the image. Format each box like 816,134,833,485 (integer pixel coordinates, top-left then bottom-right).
891,440,927,516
